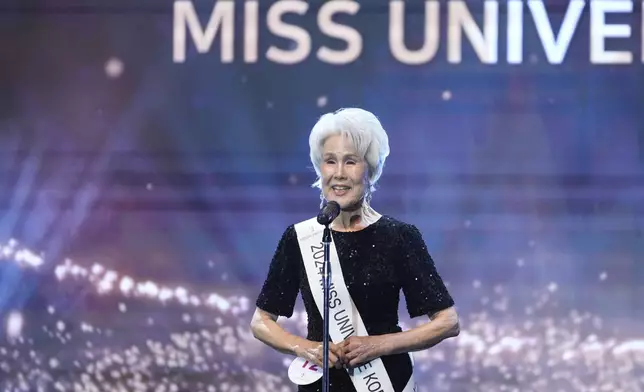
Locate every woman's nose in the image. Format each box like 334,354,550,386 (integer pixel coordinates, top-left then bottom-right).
333,163,346,179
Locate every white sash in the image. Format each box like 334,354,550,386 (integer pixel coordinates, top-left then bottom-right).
294,217,417,392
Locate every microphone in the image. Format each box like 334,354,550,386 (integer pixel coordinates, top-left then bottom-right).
317,201,340,226
317,202,339,392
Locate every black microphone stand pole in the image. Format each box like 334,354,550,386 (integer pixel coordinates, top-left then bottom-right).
321,224,332,392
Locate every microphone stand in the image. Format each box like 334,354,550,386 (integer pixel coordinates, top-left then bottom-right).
321,224,332,392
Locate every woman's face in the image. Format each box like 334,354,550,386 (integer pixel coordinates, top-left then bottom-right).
320,134,369,210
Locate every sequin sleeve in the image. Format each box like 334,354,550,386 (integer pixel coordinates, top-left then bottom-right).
255,225,301,318
398,224,455,318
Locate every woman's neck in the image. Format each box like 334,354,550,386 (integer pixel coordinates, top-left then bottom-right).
331,203,381,232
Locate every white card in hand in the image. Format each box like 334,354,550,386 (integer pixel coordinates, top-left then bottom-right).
288,357,324,385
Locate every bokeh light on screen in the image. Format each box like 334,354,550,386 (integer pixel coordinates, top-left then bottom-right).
1,239,643,391
104,58,125,79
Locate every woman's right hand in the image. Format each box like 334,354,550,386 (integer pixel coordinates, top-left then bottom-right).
297,340,345,369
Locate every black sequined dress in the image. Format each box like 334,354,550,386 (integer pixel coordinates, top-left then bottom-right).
256,215,455,392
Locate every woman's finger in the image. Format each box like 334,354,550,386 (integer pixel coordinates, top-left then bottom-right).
329,352,339,365
331,344,346,364
345,348,360,361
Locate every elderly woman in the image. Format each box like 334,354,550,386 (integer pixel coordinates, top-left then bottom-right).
250,108,459,392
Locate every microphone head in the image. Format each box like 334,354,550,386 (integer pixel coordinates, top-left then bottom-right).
326,201,340,215
317,201,340,226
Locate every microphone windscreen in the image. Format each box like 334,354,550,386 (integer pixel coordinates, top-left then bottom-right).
317,201,340,225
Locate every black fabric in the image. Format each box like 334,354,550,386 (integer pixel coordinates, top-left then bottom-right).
256,215,455,391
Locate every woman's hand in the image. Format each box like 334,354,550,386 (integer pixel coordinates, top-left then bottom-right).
296,340,345,369
341,335,389,368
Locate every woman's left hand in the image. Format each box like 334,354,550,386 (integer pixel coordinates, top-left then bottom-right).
341,335,389,368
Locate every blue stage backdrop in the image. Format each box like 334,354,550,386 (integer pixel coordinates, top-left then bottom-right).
0,0,643,391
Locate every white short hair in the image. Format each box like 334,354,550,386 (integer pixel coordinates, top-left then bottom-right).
309,108,390,195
